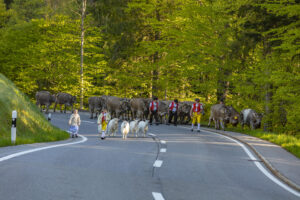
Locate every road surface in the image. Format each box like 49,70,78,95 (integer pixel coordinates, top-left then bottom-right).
0,112,299,200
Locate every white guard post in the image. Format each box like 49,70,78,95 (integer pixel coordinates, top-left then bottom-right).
48,113,51,121
11,110,17,144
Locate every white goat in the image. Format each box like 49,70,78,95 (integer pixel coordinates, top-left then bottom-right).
107,118,119,137
129,120,139,137
121,121,130,139
138,120,149,137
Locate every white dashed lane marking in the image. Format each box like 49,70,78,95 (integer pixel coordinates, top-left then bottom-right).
160,148,167,153
152,192,165,200
153,160,163,168
81,120,96,124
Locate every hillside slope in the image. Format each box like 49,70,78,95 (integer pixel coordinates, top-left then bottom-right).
0,74,69,147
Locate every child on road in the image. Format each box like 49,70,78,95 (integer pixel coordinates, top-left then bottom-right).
97,109,111,140
68,109,81,138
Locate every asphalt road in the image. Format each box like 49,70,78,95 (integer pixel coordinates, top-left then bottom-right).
0,111,299,200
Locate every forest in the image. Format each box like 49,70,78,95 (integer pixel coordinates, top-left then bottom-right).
0,0,299,136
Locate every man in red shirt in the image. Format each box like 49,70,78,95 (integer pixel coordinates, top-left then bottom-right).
149,97,159,125
190,98,204,132
168,99,179,126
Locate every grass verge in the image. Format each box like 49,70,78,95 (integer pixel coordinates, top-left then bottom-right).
226,127,300,159
0,73,69,147
200,120,300,159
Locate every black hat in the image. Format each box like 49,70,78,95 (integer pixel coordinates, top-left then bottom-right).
195,98,200,102
174,99,178,103
153,96,158,100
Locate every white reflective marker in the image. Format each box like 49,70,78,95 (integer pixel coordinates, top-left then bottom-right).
11,110,17,144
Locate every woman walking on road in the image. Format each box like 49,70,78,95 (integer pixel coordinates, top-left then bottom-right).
68,109,81,138
97,109,111,140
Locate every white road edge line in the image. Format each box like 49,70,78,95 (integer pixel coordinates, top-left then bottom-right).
153,160,163,168
0,135,88,163
152,192,165,200
160,148,167,153
81,120,96,124
160,140,166,144
179,126,300,197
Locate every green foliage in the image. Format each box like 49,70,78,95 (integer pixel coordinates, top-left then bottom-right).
0,0,13,28
0,73,69,147
0,0,299,139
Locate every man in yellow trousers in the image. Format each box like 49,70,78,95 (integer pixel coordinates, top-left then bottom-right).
190,98,204,132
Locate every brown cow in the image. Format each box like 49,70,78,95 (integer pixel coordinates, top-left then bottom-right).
142,98,152,120
208,104,231,130
130,98,148,120
119,98,131,120
35,91,55,114
106,96,130,118
88,96,103,119
240,109,262,130
54,92,76,113
178,102,192,124
158,100,170,124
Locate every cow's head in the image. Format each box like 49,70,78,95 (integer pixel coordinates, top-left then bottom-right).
72,96,77,104
224,107,231,123
50,94,56,103
183,103,191,113
227,105,240,126
253,113,263,129
230,114,240,126
120,100,130,112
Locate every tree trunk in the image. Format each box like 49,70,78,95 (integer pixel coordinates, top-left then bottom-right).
262,38,272,132
264,82,272,132
80,0,87,109
151,0,161,98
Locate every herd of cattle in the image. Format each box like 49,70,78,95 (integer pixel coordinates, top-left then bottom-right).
35,91,263,131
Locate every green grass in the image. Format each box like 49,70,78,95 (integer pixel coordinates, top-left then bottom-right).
0,73,69,147
226,127,300,159
201,120,300,159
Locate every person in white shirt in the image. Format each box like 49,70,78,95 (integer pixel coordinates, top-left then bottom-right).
168,99,179,126
190,98,204,132
149,97,159,125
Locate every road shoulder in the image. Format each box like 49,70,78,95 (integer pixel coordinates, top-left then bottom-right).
200,127,300,192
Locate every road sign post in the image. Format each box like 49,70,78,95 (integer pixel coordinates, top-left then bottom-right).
11,110,17,144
